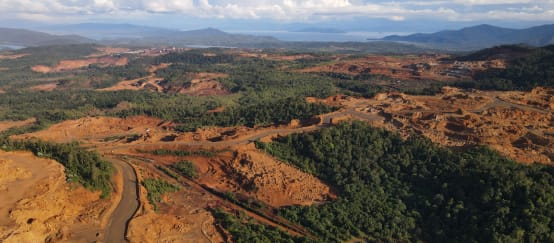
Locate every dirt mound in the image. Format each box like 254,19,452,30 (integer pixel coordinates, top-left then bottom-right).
0,151,105,242
181,145,335,208
31,56,128,73
226,146,335,207
13,116,168,143
175,73,229,96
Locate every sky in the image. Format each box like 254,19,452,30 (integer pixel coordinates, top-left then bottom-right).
0,0,553,32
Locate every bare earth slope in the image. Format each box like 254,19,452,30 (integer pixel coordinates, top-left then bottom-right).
0,151,108,242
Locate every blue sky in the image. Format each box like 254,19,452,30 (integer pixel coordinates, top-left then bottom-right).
0,0,552,31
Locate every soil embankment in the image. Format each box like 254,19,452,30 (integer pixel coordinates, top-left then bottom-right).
0,151,107,242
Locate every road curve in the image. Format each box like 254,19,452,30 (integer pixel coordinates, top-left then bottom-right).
97,109,381,241
104,157,140,243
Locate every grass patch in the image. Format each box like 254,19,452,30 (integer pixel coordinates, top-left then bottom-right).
141,178,179,210
156,165,179,180
171,160,198,179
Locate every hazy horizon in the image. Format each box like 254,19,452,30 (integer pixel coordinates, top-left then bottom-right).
0,0,552,33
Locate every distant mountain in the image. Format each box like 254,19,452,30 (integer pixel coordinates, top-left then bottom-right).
291,28,346,33
43,23,176,39
382,24,554,50
101,27,280,47
1,24,437,53
46,24,281,47
0,28,94,47
452,45,535,61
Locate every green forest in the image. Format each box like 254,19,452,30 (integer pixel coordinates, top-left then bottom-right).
253,122,554,242
0,138,113,197
454,45,554,90
212,209,307,243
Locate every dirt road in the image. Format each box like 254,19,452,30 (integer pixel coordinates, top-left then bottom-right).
104,157,139,243
101,109,383,151
98,108,382,241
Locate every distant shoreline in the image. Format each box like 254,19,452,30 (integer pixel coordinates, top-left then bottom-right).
229,30,412,42
0,44,25,50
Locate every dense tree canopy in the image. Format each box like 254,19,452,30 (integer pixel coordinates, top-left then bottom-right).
257,122,554,242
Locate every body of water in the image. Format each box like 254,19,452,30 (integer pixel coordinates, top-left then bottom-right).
0,44,25,50
230,30,412,42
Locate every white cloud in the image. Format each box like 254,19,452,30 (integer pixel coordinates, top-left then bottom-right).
452,0,528,4
0,0,552,23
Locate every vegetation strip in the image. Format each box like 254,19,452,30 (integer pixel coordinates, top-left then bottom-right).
0,138,113,197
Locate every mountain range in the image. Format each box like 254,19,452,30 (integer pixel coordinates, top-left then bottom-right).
0,24,433,53
0,28,94,47
44,24,281,47
1,23,553,51
382,24,554,50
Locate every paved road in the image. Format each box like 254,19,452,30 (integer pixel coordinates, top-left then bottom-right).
104,157,139,243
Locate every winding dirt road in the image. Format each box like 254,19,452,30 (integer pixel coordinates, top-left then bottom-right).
97,93,549,241
99,108,383,241
104,157,139,243
103,109,384,151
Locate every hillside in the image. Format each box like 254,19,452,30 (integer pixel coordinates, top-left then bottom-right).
383,24,554,50
0,28,94,47
450,45,554,90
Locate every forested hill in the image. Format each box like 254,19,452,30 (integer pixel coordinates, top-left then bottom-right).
0,28,94,47
257,122,554,242
453,45,554,90
383,24,554,50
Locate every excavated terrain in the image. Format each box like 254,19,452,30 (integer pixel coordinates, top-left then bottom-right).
299,54,505,82
0,151,110,242
12,84,553,242
0,118,36,133
125,161,223,243
12,116,172,143
99,63,229,96
31,56,128,73
4,49,551,242
176,73,229,96
15,115,334,242
317,87,553,164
